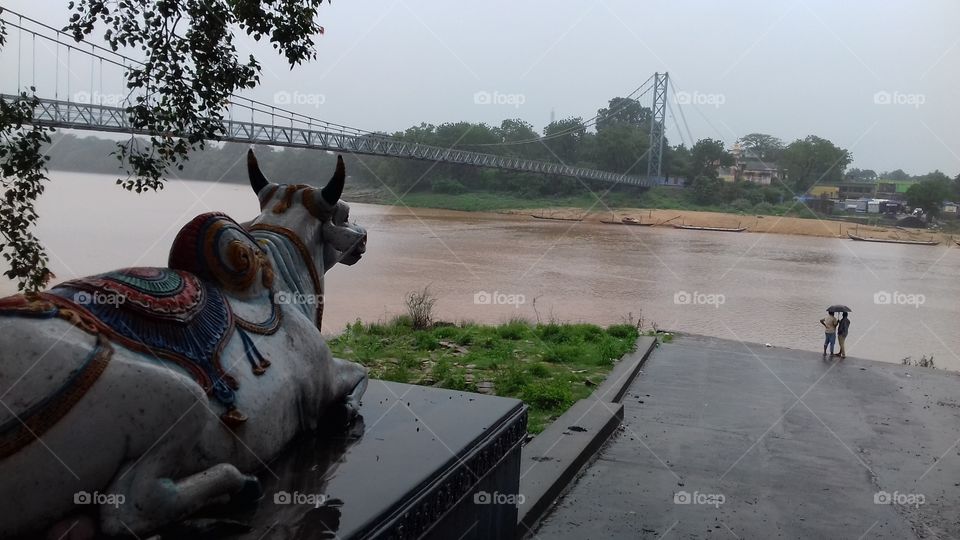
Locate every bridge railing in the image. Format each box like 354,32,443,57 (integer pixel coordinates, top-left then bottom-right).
4,94,651,186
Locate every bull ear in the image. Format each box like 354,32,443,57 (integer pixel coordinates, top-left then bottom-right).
319,155,346,205
247,149,269,195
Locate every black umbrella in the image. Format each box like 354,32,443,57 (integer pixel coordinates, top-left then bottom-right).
827,304,852,313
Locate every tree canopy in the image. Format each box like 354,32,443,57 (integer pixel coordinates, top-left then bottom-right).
779,135,852,192
738,133,784,162
906,178,952,217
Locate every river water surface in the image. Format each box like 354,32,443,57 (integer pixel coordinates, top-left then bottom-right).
4,172,960,371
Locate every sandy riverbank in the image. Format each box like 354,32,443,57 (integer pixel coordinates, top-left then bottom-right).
508,207,954,242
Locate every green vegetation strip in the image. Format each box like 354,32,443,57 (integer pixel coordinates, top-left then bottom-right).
391,186,821,218
329,318,640,434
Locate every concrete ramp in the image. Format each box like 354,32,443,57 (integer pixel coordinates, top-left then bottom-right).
536,335,960,539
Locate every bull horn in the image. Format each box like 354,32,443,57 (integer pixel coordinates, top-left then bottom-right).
247,149,269,195
319,155,346,205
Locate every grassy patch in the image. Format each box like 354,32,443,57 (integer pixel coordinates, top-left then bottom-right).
330,318,639,434
389,187,825,220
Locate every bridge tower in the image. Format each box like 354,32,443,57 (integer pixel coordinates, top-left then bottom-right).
646,72,668,181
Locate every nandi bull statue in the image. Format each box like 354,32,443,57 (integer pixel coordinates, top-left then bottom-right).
0,151,369,538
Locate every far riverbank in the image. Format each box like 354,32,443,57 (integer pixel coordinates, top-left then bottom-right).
344,186,954,243
507,207,954,242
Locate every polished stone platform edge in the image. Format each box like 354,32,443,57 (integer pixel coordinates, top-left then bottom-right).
515,336,657,536
360,394,528,540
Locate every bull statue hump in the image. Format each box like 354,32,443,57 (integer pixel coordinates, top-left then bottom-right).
0,151,369,538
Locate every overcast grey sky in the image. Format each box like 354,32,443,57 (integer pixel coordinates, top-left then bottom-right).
3,0,958,176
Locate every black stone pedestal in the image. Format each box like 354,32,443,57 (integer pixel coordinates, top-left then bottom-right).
227,380,527,540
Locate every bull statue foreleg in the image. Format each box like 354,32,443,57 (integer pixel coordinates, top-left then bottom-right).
96,385,260,536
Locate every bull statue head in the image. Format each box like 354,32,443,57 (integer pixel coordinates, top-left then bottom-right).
247,149,367,272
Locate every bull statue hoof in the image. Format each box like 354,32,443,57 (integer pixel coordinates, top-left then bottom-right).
0,152,370,538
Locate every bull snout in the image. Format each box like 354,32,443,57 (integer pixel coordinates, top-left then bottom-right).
356,229,367,254
336,224,366,266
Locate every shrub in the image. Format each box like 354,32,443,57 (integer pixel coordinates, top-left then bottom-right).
443,372,475,392
730,198,752,212
528,363,550,378
789,206,819,219
413,332,438,351
432,325,459,340
405,286,436,330
607,324,638,340
382,365,410,384
536,323,563,341
431,178,466,194
523,380,574,410
759,186,780,204
453,327,476,345
496,364,532,395
753,201,775,215
543,344,582,364
432,358,452,381
496,319,530,340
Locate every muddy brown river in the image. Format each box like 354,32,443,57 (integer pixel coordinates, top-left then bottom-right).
4,172,960,371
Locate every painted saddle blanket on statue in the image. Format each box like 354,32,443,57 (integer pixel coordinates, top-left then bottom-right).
169,212,277,297
41,267,240,406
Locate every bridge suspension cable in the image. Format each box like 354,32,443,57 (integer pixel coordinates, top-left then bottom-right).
0,8,660,187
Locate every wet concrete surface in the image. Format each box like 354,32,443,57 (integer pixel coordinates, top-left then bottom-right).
535,335,960,539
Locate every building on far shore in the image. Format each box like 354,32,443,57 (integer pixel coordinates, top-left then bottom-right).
721,143,783,185
876,178,919,200
942,201,959,218
808,185,840,199
837,181,876,200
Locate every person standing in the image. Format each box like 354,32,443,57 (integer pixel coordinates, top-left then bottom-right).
837,312,851,359
820,310,838,357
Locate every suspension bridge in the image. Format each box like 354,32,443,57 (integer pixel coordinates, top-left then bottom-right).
0,10,683,187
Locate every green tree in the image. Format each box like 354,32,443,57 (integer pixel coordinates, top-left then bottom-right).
779,136,852,192
880,169,911,181
542,117,586,164
401,123,438,144
496,119,539,144
435,122,499,147
0,1,333,291
844,168,878,182
691,175,723,205
494,119,544,159
0,93,54,291
591,123,650,174
690,138,733,180
913,170,951,185
738,133,783,162
906,179,951,217
664,143,692,182
595,97,651,132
